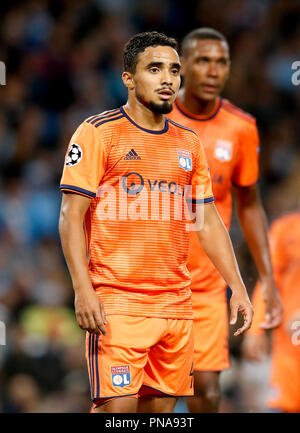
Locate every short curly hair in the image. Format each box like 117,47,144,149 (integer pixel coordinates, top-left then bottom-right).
123,31,178,74
181,27,229,57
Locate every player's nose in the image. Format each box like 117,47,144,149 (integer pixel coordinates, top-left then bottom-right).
207,62,218,77
160,68,173,85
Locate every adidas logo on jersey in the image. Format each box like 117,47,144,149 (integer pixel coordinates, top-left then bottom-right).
124,149,141,160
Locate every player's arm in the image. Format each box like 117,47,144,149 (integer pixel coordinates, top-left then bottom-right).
59,192,107,335
233,185,283,330
243,217,287,361
59,120,107,335
195,202,253,336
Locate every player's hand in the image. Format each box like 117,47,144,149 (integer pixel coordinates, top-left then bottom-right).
74,289,107,335
230,292,253,336
260,278,283,330
242,334,268,362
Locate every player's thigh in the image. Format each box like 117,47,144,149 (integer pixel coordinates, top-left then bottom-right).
193,370,220,395
95,396,138,413
142,319,194,397
193,299,229,371
138,395,178,413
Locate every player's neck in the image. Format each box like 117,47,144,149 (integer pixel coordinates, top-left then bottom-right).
124,99,166,131
179,89,218,116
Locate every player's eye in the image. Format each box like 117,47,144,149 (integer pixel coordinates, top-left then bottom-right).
171,68,179,75
149,67,159,73
196,58,208,65
218,59,228,66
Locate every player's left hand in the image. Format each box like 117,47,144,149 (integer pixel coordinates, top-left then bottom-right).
230,292,253,337
259,278,283,330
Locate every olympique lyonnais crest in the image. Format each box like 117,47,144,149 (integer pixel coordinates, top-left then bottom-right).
111,365,131,388
177,149,192,171
214,140,232,162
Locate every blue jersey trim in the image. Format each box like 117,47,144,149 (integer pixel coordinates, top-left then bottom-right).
175,98,223,121
120,106,169,134
94,114,124,127
204,196,215,203
185,196,215,204
88,333,93,399
91,334,95,399
86,109,121,124
167,118,198,136
95,335,100,398
60,184,96,198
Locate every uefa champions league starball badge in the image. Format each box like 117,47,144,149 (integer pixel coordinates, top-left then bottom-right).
66,143,83,166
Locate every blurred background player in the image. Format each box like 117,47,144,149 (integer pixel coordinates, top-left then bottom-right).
243,211,300,413
0,1,299,413
59,31,253,414
169,27,283,413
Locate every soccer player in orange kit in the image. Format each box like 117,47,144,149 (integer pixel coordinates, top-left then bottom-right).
168,27,283,413
243,212,300,413
59,31,253,414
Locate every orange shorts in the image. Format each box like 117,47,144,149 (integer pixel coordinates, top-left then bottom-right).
268,350,300,412
192,291,230,371
86,315,194,404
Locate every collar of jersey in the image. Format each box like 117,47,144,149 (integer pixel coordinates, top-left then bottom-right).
120,106,169,134
175,97,222,121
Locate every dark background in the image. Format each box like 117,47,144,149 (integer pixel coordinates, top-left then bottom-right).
0,0,299,412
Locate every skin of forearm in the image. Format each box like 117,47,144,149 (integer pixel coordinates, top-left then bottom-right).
235,191,274,281
234,187,283,331
248,283,266,334
196,204,247,295
59,205,93,294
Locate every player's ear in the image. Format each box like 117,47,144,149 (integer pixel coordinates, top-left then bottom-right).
122,71,135,90
180,57,185,77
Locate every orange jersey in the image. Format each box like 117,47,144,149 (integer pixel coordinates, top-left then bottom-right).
60,107,214,320
248,212,300,353
248,212,300,412
168,97,260,298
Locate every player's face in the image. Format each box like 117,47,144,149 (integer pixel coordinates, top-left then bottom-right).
128,46,181,114
182,39,230,101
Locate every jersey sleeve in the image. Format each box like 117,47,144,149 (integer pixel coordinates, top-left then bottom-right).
232,120,260,187
188,136,214,204
60,121,106,198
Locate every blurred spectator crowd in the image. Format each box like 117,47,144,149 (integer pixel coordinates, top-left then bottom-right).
0,0,299,412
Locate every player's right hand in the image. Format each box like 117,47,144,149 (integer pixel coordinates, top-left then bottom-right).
242,334,268,362
74,289,107,335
